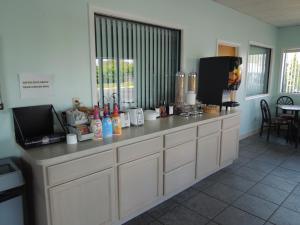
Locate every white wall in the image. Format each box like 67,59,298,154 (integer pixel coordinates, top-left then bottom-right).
0,0,278,157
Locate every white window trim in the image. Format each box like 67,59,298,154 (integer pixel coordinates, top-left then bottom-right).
278,48,300,96
245,41,274,101
88,4,184,106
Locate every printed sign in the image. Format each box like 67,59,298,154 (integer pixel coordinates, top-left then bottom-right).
19,73,54,98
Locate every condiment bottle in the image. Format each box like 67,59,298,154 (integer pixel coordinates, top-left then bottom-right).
90,106,102,140
160,100,168,117
111,103,122,135
102,104,113,138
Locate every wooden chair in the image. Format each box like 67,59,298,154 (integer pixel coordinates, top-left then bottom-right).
260,99,289,141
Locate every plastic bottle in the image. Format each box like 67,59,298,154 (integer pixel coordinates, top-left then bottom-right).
102,104,113,138
90,106,102,140
112,103,122,135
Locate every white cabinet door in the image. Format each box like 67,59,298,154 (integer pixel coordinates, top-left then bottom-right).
49,168,115,225
197,132,220,179
164,161,196,195
220,126,239,166
118,153,161,219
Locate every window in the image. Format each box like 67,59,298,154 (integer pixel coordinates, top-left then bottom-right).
246,44,272,97
94,14,181,109
280,49,300,94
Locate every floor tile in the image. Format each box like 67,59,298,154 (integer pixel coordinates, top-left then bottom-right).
148,222,162,225
240,135,266,146
245,159,277,173
218,173,256,192
269,207,300,225
243,144,268,154
256,153,287,166
271,167,300,183
233,194,278,220
214,206,265,225
207,222,219,225
280,159,300,173
239,150,260,159
173,187,198,203
267,144,295,155
229,166,267,182
182,192,227,219
202,182,243,204
282,194,300,213
148,199,178,219
158,205,208,225
232,156,252,167
222,162,242,173
192,178,216,191
248,183,289,204
239,141,250,148
292,184,300,196
260,174,297,193
123,213,155,225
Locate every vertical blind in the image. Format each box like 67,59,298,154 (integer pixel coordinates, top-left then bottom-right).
281,49,300,93
246,45,271,97
95,14,181,109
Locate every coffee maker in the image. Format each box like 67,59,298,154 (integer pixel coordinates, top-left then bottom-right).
197,56,242,111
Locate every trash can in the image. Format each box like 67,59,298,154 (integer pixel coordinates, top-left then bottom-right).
0,158,25,225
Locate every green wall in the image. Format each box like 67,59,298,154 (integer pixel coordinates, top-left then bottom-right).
0,0,278,157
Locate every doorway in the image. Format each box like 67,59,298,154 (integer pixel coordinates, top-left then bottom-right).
217,41,239,57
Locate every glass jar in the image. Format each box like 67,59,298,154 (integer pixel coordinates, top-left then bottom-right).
175,72,185,105
188,72,197,93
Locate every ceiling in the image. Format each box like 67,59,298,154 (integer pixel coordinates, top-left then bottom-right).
213,0,300,27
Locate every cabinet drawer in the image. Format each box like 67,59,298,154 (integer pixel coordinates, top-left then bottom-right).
164,161,195,195
118,137,162,163
164,140,196,173
222,115,240,130
47,150,113,186
198,121,221,138
165,127,197,148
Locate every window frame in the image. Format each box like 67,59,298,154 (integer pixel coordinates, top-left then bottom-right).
245,41,274,101
88,4,184,106
279,48,300,96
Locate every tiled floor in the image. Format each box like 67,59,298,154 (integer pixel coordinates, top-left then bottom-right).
124,134,300,225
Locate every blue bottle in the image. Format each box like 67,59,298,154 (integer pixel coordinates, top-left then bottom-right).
102,104,113,138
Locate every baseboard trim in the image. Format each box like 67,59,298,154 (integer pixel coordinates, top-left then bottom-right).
240,129,260,140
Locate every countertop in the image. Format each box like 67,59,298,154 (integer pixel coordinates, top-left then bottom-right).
18,110,239,166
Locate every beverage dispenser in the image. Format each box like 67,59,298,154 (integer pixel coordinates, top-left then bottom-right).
197,56,242,111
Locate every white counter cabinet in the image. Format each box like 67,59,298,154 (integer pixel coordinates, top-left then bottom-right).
197,132,221,179
220,115,240,167
118,153,162,219
20,111,240,225
49,168,115,225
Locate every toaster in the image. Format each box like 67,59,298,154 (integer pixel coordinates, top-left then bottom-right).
129,108,144,126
